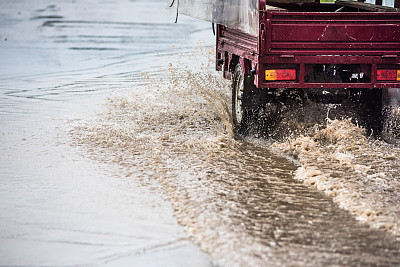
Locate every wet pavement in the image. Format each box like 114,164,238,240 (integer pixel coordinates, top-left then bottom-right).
0,0,213,266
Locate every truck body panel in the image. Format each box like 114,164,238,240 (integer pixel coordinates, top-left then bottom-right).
269,12,400,54
215,2,400,90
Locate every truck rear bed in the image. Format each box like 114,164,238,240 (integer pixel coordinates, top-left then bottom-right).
217,7,400,89
269,12,400,55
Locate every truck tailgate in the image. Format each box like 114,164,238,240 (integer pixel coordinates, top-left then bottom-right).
268,12,400,55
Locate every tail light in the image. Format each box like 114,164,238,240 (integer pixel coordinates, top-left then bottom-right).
377,70,400,81
265,69,296,81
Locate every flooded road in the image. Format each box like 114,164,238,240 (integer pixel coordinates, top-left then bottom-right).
1,0,400,266
1,0,212,266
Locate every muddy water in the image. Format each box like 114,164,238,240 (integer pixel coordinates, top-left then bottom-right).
2,0,400,266
71,55,400,266
273,119,400,236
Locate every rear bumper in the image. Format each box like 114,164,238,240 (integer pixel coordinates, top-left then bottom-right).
256,55,400,89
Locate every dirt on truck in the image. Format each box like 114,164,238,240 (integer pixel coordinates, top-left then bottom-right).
169,0,400,142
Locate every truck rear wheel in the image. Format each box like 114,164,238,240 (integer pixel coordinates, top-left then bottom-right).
232,63,262,135
232,63,246,130
382,107,400,144
354,88,383,137
232,63,272,136
381,88,400,143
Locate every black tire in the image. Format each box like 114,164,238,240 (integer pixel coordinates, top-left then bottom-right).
232,63,258,135
232,63,246,131
232,63,275,136
382,106,400,144
381,88,400,143
357,88,383,137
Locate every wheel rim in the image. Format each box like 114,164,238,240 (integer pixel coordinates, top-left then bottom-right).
234,72,244,124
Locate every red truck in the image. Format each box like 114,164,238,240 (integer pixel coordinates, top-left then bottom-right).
170,0,400,140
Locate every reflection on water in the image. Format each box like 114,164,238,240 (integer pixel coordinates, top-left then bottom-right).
0,0,205,113
71,56,400,266
0,0,214,266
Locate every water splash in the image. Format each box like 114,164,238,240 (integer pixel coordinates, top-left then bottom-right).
272,119,400,238
70,49,400,266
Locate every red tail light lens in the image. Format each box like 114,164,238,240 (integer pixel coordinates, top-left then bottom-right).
377,70,400,81
265,69,296,81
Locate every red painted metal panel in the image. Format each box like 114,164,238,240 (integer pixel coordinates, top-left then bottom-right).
218,26,257,54
268,12,400,55
215,4,400,90
271,25,400,42
258,55,399,65
270,12,400,20
260,82,400,89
